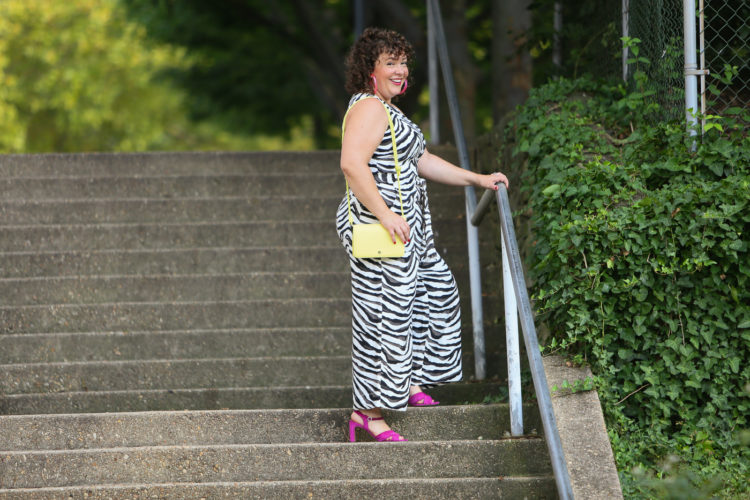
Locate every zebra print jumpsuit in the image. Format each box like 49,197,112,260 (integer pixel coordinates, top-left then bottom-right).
336,93,462,411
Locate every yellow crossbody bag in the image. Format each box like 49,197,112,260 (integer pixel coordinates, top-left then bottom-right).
343,98,405,259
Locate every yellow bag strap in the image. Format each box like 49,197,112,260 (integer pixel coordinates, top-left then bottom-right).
342,96,404,227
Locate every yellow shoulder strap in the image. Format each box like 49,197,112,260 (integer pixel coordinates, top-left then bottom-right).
342,97,404,227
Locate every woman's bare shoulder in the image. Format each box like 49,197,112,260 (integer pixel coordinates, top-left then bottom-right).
348,96,387,117
344,97,388,132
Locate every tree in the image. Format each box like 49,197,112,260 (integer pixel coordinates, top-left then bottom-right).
123,0,532,148
0,0,177,152
492,0,532,120
123,0,415,148
0,0,302,153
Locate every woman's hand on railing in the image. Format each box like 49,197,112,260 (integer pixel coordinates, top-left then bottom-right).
476,171,509,191
470,172,510,226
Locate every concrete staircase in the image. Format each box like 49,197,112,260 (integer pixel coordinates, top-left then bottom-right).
0,152,555,498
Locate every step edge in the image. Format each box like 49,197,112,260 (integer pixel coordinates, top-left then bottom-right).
0,245,346,256
0,326,351,339
0,475,557,494
1,172,341,181
0,219,345,229
1,384,353,399
0,438,545,456
0,194,459,204
0,270,350,282
1,354,352,369
0,402,515,422
0,297,351,310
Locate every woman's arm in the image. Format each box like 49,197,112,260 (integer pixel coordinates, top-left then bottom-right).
417,149,509,190
340,98,411,243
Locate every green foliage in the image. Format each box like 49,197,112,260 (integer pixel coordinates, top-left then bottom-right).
507,76,750,498
123,0,503,147
550,376,596,395
525,0,623,82
0,0,311,153
123,0,351,147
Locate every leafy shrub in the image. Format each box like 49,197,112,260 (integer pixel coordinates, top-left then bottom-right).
507,76,750,497
0,0,312,153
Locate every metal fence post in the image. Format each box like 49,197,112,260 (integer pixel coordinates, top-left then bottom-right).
684,0,699,143
698,0,706,132
622,0,629,81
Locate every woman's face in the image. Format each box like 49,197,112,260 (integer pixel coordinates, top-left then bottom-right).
371,52,408,101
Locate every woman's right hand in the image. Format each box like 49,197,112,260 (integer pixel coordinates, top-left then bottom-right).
380,210,410,244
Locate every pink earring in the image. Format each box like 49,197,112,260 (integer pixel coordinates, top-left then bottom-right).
370,74,378,95
399,79,408,95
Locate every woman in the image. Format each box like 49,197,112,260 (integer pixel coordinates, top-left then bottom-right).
337,27,508,442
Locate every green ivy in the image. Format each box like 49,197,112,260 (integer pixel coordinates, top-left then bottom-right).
507,76,750,498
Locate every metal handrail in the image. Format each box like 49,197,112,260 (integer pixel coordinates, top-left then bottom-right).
472,185,574,500
426,0,486,381
427,0,574,497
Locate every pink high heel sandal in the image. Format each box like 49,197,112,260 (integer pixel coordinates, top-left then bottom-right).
408,391,440,407
348,410,407,442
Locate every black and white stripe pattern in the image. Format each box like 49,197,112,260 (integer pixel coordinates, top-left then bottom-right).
336,93,462,411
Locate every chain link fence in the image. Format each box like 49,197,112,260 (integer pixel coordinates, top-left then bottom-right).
626,0,685,121
534,0,750,122
625,0,749,120
704,1,750,114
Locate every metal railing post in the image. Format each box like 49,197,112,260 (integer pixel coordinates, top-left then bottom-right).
427,0,440,145
466,201,485,381
427,0,485,380
502,230,523,436
495,185,573,500
435,0,574,490
472,183,574,499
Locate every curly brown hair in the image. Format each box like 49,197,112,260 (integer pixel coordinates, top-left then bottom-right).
344,27,414,95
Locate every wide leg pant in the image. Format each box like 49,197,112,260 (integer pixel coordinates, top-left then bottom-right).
345,238,462,411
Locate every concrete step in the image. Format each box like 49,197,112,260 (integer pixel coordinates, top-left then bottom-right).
0,174,471,203
0,299,505,342
0,328,507,386
0,219,469,252
0,382,505,415
0,272,351,305
0,438,551,489
0,405,543,450
0,151,554,500
0,298,352,334
0,148,458,178
0,247,350,278
0,174,345,200
0,356,353,394
0,194,466,225
0,477,557,500
0,242,489,278
0,327,351,364
0,151,341,177
0,351,495,396
0,271,500,308
0,196,340,224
